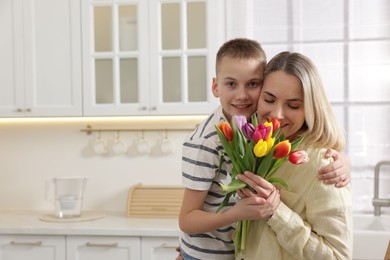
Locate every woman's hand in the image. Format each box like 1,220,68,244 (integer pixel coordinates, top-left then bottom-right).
236,171,276,199
231,190,280,221
318,149,351,187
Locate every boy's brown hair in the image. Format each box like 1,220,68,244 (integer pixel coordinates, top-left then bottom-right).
215,38,267,75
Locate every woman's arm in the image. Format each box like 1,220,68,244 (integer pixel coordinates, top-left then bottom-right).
267,180,353,259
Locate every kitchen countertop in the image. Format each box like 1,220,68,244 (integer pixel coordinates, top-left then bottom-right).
0,211,180,237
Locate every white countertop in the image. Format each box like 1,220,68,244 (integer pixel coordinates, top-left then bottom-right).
0,211,180,237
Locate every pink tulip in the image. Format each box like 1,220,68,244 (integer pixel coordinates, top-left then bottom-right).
252,123,272,143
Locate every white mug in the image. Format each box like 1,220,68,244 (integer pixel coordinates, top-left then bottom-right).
159,138,173,154
93,138,108,155
112,138,127,155
136,138,151,155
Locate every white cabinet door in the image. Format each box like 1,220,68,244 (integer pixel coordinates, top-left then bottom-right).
0,0,82,117
141,237,179,260
0,0,24,117
0,235,65,260
82,0,223,116
67,236,141,260
148,0,222,116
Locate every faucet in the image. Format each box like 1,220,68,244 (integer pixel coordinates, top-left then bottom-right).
372,160,390,216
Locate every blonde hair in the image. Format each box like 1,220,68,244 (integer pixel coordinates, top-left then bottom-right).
216,38,267,75
264,52,345,151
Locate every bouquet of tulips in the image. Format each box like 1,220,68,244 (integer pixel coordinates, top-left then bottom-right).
215,114,309,255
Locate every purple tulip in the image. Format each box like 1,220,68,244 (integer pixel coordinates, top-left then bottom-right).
232,115,247,131
242,123,255,140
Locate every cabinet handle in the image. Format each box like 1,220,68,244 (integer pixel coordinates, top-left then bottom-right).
150,106,157,111
139,106,147,111
15,108,32,112
160,243,177,248
86,242,119,248
10,241,42,246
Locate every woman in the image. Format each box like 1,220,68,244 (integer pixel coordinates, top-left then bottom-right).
236,52,353,259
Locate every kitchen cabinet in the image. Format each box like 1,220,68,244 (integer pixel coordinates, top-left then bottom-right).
0,235,65,260
67,236,141,260
141,237,179,260
81,0,224,116
0,235,179,260
0,212,180,260
68,236,179,260
0,0,82,117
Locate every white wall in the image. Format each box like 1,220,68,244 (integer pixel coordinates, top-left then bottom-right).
1,0,390,216
0,119,195,213
1,116,389,215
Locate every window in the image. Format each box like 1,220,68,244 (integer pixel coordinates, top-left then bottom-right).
226,0,390,213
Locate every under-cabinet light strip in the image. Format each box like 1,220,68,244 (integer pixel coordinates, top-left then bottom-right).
80,125,195,135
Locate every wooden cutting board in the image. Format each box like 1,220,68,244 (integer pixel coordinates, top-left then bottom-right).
126,184,184,218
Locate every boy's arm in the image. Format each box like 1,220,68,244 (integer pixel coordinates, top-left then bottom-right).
318,149,351,188
179,188,238,234
179,187,278,234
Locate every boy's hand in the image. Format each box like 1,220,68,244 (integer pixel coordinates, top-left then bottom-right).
175,247,183,260
318,148,350,188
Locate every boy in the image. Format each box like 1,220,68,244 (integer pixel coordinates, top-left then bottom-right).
178,38,350,259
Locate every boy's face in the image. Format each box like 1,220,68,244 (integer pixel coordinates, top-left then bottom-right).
212,56,264,121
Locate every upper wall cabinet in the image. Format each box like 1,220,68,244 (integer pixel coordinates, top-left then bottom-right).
82,0,225,116
0,0,82,117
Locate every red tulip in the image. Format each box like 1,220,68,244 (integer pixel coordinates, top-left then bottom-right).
271,118,280,132
273,140,291,159
288,150,309,165
217,121,233,142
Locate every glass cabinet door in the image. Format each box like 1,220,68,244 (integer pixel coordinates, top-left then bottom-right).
83,1,149,116
82,0,148,116
82,0,223,116
160,2,207,103
93,5,139,105
149,0,219,115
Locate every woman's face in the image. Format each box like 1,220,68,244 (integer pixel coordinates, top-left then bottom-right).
257,70,306,139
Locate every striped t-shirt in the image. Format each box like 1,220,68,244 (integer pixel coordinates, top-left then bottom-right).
180,106,237,260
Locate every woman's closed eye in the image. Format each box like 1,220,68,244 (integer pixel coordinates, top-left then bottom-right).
264,98,275,103
287,102,302,110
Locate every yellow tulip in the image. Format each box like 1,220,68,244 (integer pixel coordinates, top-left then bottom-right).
265,136,275,155
253,139,268,157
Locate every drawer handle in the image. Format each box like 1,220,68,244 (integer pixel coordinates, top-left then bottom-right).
86,242,119,248
160,243,177,248
10,241,42,246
